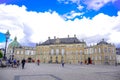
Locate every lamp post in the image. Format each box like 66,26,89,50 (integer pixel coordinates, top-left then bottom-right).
12,47,15,60
4,30,10,60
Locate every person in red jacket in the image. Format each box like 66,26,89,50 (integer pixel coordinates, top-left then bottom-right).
37,59,40,66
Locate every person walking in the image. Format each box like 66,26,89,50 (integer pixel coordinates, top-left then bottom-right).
13,59,17,68
21,58,26,69
37,59,40,66
62,62,64,67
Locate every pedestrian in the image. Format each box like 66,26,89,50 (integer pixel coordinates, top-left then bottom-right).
115,62,117,66
21,58,26,69
80,61,83,65
62,62,64,67
17,60,20,67
13,59,17,68
37,59,40,66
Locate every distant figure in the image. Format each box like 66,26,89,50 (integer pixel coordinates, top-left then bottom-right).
17,60,20,67
115,62,117,66
80,61,83,65
37,59,40,66
85,60,87,64
13,59,17,68
62,62,64,67
21,59,26,69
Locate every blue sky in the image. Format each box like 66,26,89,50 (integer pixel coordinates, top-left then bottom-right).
0,0,120,18
0,0,120,47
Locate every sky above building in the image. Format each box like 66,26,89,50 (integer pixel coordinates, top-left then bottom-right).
0,0,120,47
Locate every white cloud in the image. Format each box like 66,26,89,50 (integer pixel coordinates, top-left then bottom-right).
84,0,117,10
77,5,84,10
62,11,83,20
57,0,117,11
0,4,120,47
58,0,80,4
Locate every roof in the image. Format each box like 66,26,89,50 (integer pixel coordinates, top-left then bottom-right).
97,39,109,45
8,37,21,48
38,37,85,46
116,48,120,55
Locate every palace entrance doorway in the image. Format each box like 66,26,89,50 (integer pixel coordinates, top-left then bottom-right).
28,57,32,63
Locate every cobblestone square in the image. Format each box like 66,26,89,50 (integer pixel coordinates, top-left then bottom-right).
0,63,120,80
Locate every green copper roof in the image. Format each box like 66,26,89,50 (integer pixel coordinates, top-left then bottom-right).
8,37,21,48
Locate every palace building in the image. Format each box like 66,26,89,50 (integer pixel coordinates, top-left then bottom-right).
7,35,116,65
36,35,86,64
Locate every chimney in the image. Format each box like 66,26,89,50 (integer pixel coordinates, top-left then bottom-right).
74,34,76,38
54,36,56,39
48,37,50,40
68,35,69,38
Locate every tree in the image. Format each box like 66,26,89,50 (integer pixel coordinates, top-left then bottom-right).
0,50,3,58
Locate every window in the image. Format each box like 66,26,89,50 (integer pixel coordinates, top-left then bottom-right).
51,49,54,55
90,48,92,54
99,56,101,60
61,49,64,56
108,48,111,53
109,56,111,60
94,48,97,53
17,51,19,54
80,50,82,54
31,51,33,55
56,49,59,55
112,49,115,54
21,51,23,54
25,50,30,55
98,48,101,53
95,56,97,60
104,48,107,53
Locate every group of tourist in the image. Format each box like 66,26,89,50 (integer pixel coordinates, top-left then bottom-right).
0,58,66,69
0,58,26,69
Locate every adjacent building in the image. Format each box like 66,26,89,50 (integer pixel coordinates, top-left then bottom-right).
84,39,116,65
116,48,120,64
7,37,36,62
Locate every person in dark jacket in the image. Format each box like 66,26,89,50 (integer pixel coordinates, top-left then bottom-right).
62,62,64,67
21,59,26,69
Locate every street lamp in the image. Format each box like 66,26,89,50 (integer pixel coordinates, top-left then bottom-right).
4,30,10,60
12,47,15,60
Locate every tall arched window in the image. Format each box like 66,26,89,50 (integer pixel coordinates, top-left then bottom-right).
80,50,82,54
80,50,83,60
51,49,54,55
98,48,101,53
56,49,59,56
61,49,64,56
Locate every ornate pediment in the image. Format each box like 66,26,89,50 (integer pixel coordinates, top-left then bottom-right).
55,38,60,44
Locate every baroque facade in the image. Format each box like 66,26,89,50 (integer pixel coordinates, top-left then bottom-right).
36,35,86,64
36,36,116,65
7,36,116,65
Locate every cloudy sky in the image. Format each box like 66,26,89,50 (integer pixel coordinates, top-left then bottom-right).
0,0,120,48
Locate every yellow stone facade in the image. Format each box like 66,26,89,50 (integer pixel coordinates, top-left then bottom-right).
36,37,116,65
84,39,116,65
36,43,86,64
14,47,36,62
36,35,86,64
7,37,36,62
7,36,116,65
7,46,36,62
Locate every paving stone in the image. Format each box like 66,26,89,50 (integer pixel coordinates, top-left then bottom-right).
0,63,120,80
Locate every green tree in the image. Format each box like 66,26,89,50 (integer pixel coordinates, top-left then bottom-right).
0,50,3,58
